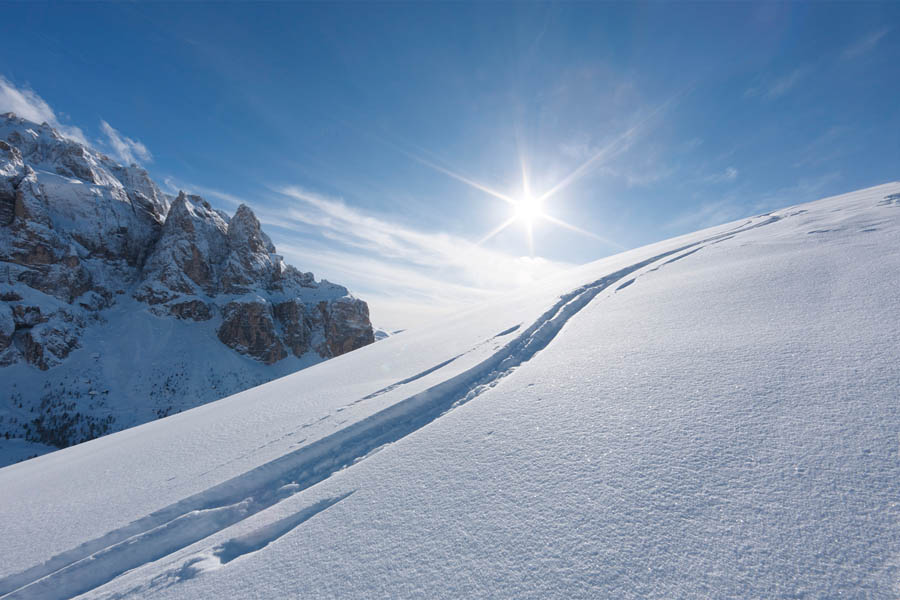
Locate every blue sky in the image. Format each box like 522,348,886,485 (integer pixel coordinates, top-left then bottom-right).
1,3,898,328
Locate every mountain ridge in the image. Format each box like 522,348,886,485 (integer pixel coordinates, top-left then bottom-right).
0,112,374,465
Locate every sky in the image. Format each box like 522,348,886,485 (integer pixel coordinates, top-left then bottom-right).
1,2,898,329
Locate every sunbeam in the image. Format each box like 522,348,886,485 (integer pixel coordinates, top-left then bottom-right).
541,213,625,250
536,89,685,204
407,152,515,205
515,122,531,199
477,215,518,246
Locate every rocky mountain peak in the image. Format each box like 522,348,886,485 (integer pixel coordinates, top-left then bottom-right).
228,204,275,254
0,115,374,364
0,113,375,461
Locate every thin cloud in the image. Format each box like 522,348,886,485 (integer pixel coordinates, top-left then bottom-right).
745,68,807,101
756,171,842,209
842,28,890,60
703,166,739,184
665,197,749,232
275,242,500,329
272,185,573,292
792,126,851,168
100,120,152,166
0,75,88,145
667,171,841,233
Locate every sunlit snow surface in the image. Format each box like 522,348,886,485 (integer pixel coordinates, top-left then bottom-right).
1,183,899,599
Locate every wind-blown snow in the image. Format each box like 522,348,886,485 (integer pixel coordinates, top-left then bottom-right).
1,183,899,599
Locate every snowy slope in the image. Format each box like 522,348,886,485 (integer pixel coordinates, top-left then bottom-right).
1,183,899,599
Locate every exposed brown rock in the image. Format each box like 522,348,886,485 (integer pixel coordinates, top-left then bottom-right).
320,297,375,357
16,263,93,303
56,145,99,183
13,170,51,227
11,305,47,328
12,243,55,266
217,301,287,364
169,300,213,321
183,244,214,290
0,140,18,226
133,287,180,306
0,189,14,227
19,325,80,370
274,300,311,357
0,303,13,351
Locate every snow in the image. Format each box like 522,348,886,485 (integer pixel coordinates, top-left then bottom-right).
0,293,326,458
1,183,899,598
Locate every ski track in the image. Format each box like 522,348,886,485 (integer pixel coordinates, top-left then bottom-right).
356,354,465,402
493,324,521,338
878,192,900,206
100,493,354,600
0,214,783,600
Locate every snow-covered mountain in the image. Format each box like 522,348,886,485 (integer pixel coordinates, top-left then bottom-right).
0,182,897,599
0,113,374,465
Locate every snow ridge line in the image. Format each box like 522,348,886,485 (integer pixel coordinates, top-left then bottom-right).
0,215,781,600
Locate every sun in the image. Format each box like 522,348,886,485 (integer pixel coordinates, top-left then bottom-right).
404,135,624,255
513,194,543,226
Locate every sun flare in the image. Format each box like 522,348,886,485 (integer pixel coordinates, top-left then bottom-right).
514,194,543,226
405,137,624,255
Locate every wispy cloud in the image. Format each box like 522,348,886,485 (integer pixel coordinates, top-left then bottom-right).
664,197,751,232
756,171,842,209
792,126,852,168
100,120,152,166
0,75,88,145
704,166,739,184
842,28,890,60
745,68,807,101
272,185,572,292
667,171,842,233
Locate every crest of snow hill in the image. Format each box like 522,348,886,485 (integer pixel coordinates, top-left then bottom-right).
0,112,374,371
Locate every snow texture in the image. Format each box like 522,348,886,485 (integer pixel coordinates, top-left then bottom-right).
0,183,899,599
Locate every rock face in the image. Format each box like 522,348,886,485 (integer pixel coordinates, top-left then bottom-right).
134,190,372,363
319,297,375,357
0,112,374,459
218,301,287,364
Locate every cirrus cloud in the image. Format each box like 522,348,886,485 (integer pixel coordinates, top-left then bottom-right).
100,120,152,166
0,75,88,145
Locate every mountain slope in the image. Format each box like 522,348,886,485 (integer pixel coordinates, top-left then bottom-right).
0,183,898,599
0,113,374,465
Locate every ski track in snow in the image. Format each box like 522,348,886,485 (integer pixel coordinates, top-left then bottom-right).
493,324,521,338
878,192,900,206
0,214,783,600
99,492,355,600
356,354,465,403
